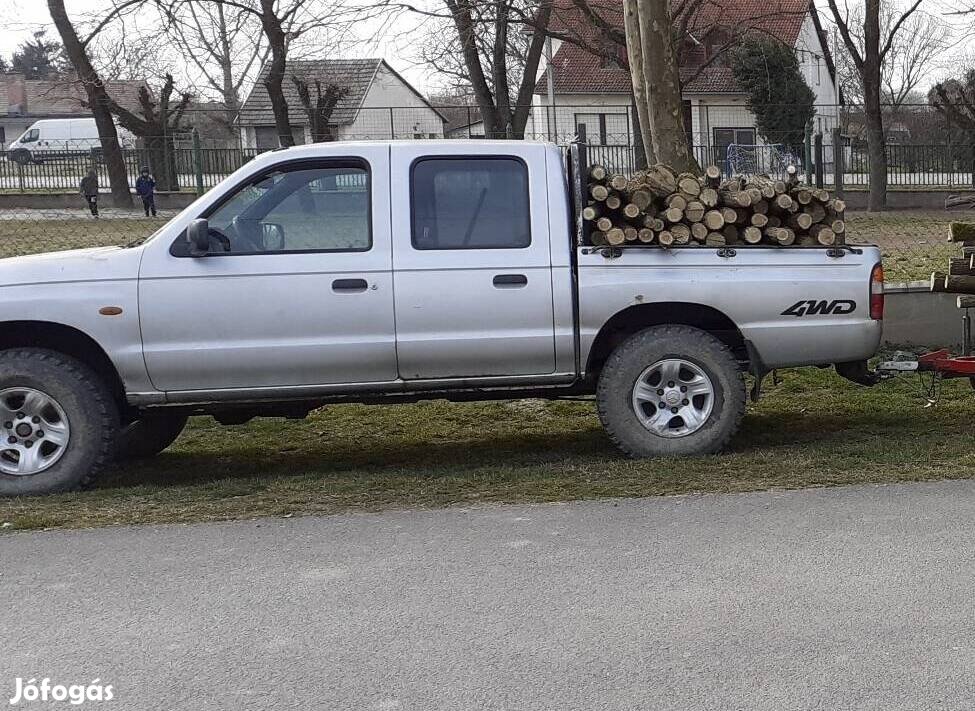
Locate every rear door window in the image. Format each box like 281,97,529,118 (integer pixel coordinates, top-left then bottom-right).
410,158,531,250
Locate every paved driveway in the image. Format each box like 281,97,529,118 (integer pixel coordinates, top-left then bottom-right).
3,480,975,710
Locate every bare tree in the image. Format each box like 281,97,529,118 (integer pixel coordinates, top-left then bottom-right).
160,0,269,133
825,0,924,211
291,75,348,141
106,73,191,190
47,0,136,207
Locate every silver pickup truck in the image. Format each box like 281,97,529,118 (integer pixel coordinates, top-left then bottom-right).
0,140,883,495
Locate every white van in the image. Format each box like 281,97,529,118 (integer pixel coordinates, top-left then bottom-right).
6,118,135,164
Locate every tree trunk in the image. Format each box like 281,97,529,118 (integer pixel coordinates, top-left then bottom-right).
216,2,241,140
47,0,132,207
861,0,886,211
146,135,179,192
260,0,293,148
635,0,698,173
622,0,653,164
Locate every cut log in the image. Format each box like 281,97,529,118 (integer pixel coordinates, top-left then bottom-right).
809,224,836,246
930,271,948,292
658,230,675,246
581,204,600,221
704,210,726,231
685,201,705,222
671,223,692,244
949,222,975,243
589,230,607,245
722,224,740,243
753,200,769,215
590,184,609,201
642,164,679,197
630,190,653,211
638,228,655,244
720,207,738,225
691,222,708,241
666,193,688,210
677,173,702,196
734,208,750,225
777,227,796,246
949,257,973,276
772,179,787,194
813,188,831,202
785,165,799,187
609,174,629,191
774,194,794,211
595,216,613,232
803,203,827,223
742,226,763,244
705,231,726,246
605,194,622,210
663,207,684,223
751,213,769,228
766,215,782,228
745,187,762,205
947,194,975,210
622,203,641,219
624,226,639,242
605,227,626,246
830,198,846,214
644,216,665,232
719,190,752,208
704,165,721,187
794,189,813,205
588,165,607,182
699,187,719,208
945,274,975,294
789,213,814,231
830,219,845,235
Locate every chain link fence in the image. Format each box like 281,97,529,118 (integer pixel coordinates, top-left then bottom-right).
1,102,973,282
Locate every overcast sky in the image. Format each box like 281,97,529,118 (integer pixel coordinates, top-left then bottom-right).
1,0,970,100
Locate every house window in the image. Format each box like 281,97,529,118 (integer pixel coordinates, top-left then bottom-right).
713,127,757,168
254,125,306,152
574,113,630,145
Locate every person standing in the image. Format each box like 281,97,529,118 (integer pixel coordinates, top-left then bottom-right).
135,165,157,217
80,169,99,218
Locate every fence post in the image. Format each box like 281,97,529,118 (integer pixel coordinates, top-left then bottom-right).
804,122,813,184
831,126,844,199
192,128,205,197
814,133,824,189
16,159,24,194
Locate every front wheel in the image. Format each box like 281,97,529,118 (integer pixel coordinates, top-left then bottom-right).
596,325,746,458
0,349,118,496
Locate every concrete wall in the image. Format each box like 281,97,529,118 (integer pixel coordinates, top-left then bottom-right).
840,189,972,211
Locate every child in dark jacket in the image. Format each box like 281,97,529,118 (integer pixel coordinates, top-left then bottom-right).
80,169,99,217
135,166,157,217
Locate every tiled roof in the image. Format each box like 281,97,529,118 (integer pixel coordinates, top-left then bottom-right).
238,59,382,126
2,76,147,116
537,0,811,95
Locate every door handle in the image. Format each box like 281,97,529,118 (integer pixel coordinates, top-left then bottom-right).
332,278,368,292
493,274,528,288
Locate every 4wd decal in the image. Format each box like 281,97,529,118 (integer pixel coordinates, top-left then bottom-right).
782,299,857,317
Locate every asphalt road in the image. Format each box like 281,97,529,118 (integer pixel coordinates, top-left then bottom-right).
4,481,975,710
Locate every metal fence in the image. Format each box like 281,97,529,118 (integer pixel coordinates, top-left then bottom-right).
2,102,974,192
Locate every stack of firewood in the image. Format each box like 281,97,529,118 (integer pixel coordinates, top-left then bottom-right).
930,223,975,303
583,163,847,247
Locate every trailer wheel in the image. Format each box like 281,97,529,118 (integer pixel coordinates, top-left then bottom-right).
597,325,746,457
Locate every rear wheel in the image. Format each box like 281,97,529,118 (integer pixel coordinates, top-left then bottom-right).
0,349,118,496
117,414,188,460
596,325,746,457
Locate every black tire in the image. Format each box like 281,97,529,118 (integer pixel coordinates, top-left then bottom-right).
117,414,188,460
596,325,746,458
0,349,118,496
9,149,31,165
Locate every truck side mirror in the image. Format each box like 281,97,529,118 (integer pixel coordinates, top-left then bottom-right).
187,218,210,257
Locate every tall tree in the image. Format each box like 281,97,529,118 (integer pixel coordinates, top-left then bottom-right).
626,0,698,171
11,30,66,79
161,0,269,134
47,0,133,207
730,36,816,155
825,0,924,211
929,69,975,133
106,74,191,191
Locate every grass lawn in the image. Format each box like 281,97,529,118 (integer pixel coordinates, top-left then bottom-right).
1,366,974,532
1,210,974,531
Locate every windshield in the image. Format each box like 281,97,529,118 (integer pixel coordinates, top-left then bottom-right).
18,128,39,144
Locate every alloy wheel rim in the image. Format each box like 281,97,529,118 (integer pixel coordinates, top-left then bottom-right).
0,387,71,476
631,358,715,438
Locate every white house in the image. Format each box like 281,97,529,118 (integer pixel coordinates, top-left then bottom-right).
531,0,838,167
238,59,446,150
